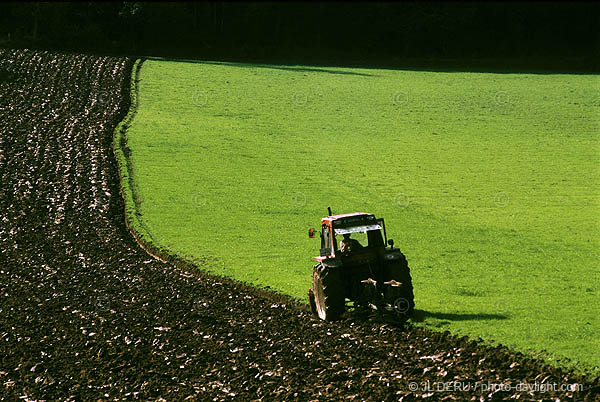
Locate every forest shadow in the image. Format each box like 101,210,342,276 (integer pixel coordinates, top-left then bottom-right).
145,55,597,76
147,57,377,77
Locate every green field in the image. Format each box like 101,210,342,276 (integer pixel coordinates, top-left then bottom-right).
124,59,600,372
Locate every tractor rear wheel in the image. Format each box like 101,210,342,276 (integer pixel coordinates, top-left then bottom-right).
384,253,415,317
312,265,345,321
307,288,317,315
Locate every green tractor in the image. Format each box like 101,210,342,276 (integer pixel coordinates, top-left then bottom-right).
307,208,414,321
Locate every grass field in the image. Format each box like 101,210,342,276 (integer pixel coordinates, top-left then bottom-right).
124,58,599,372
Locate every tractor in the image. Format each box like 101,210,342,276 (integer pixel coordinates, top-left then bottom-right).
307,208,414,321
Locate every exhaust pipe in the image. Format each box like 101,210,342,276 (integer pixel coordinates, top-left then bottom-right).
328,206,332,216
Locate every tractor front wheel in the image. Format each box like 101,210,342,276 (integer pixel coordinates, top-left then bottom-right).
312,265,345,321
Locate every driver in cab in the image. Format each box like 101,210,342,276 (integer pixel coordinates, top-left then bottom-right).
339,233,363,253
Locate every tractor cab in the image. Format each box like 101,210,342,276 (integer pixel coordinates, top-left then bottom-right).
309,212,392,262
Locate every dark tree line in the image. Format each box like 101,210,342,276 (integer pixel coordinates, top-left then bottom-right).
1,2,598,71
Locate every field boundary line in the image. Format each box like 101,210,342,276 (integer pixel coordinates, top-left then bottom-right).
112,58,170,264
111,58,307,307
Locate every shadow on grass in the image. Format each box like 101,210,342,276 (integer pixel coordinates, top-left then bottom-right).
411,309,508,323
147,57,377,77
145,55,598,76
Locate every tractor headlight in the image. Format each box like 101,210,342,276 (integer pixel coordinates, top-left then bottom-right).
385,254,399,261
